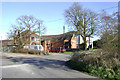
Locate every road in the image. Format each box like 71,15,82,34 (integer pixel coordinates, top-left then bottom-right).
1,52,98,78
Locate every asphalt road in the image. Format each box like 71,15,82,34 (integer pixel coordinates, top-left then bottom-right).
1,52,98,78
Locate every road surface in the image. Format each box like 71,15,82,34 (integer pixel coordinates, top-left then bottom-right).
1,52,98,78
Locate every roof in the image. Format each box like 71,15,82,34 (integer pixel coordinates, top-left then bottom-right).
41,31,75,41
21,30,76,41
2,40,13,43
21,30,39,36
2,40,13,46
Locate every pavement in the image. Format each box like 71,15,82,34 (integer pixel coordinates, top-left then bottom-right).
1,52,99,78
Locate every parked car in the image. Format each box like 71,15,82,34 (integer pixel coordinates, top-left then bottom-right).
50,48,66,53
29,45,44,51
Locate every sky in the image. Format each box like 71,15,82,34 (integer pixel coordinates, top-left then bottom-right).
0,1,118,41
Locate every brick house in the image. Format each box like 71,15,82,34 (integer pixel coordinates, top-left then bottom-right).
14,30,40,48
14,30,93,51
16,30,76,51
41,32,77,51
38,32,93,51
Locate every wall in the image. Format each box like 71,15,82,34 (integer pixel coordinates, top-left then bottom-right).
71,34,77,48
42,40,64,51
51,40,63,49
76,35,93,49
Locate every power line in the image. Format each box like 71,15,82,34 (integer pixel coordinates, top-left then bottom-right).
96,6,118,12
45,6,118,23
45,18,64,23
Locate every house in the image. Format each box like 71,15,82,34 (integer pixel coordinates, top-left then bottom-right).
1,40,15,52
13,30,93,51
2,40,13,47
23,31,77,51
14,30,40,48
40,31,77,51
76,35,93,49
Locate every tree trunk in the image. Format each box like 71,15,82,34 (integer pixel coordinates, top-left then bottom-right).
89,36,90,49
84,37,87,50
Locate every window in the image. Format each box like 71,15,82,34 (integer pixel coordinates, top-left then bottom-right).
35,37,39,41
34,46,38,49
35,37,37,41
36,37,39,41
31,37,34,41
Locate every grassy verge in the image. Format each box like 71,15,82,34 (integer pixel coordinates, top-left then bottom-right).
66,60,120,80
50,51,74,54
50,49,98,54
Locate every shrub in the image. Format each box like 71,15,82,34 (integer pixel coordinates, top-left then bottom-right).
28,49,48,55
66,60,87,71
13,47,29,53
67,60,120,80
12,47,49,55
68,48,120,80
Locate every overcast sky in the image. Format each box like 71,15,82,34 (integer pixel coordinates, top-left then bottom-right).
0,2,118,40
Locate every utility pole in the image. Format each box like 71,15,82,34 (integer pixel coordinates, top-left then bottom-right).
0,36,2,52
63,26,65,34
39,23,41,45
63,26,65,48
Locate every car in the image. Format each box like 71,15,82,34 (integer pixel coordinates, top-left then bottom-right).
29,45,44,51
50,47,66,53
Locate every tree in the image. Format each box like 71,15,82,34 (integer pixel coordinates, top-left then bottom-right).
99,11,118,57
7,15,46,48
64,3,98,50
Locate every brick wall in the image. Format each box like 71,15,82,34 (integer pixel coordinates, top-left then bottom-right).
71,34,77,48
42,34,77,51
51,40,64,50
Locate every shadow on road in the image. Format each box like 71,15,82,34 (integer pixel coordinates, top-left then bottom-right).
9,57,71,71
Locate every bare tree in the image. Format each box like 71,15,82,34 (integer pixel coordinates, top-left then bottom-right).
64,3,98,50
99,11,118,55
16,15,46,34
98,10,118,37
8,15,46,48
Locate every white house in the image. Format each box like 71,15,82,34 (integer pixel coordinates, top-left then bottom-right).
76,35,93,49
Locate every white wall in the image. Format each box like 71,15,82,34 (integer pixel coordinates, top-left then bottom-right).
76,35,93,49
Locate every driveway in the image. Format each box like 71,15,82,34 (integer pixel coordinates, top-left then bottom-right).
1,52,99,78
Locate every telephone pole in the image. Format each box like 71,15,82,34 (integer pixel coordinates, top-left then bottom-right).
39,23,41,45
63,26,65,48
63,26,65,34
0,36,2,52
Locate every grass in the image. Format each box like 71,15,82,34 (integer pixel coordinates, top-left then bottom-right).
50,51,73,54
50,48,98,54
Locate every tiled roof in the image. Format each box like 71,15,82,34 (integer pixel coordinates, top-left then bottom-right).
21,30,75,41
21,30,39,36
2,40,13,43
41,31,75,41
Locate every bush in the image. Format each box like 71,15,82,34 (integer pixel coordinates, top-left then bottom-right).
93,40,102,49
13,47,29,53
68,48,120,80
28,49,48,55
66,60,87,71
67,60,120,80
12,47,49,55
